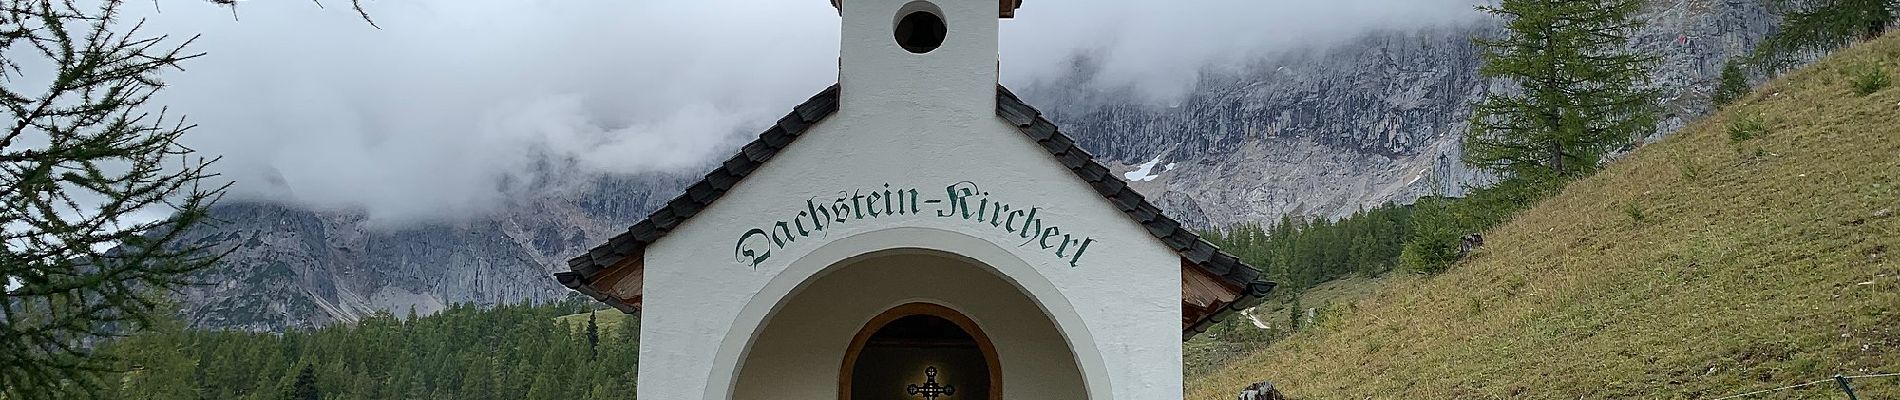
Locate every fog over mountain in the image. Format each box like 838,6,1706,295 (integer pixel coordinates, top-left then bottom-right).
125,0,1777,330
133,0,1483,223
1000,0,1485,99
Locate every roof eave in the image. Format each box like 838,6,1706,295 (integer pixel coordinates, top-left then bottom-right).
555,83,1275,338
1182,281,1276,340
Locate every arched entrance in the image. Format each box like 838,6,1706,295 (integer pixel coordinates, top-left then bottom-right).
841,303,1001,400
729,248,1089,399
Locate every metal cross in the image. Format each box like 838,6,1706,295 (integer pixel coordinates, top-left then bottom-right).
906,366,957,399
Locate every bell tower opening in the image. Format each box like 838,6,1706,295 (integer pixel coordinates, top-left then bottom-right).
893,4,947,54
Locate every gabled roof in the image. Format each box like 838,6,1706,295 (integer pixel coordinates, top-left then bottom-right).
554,84,1274,340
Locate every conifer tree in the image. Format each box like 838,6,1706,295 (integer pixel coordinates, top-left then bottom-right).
1753,0,1897,70
290,364,319,400
88,302,646,399
1714,59,1752,106
0,1,233,397
98,316,196,400
1466,0,1660,179
585,310,600,361
1400,196,1463,274
1286,295,1303,333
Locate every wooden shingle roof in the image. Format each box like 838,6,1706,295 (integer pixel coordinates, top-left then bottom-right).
553,84,1275,340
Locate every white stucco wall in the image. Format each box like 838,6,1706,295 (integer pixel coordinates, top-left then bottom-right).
632,0,1185,398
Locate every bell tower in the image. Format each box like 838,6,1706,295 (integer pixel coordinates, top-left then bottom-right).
832,0,1022,121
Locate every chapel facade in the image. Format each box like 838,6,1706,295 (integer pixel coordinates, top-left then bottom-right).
554,1,1274,398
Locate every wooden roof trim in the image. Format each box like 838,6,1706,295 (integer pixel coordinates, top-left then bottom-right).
593,258,645,300
1180,258,1275,338
1183,261,1240,310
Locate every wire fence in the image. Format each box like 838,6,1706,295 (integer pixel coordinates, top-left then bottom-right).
1708,372,1900,400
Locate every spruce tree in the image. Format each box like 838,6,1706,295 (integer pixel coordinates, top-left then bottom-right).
585,310,600,361
618,312,641,344
1286,296,1303,333
1466,0,1660,179
1754,0,1897,70
98,316,196,400
290,364,319,400
1400,196,1463,274
1714,59,1752,106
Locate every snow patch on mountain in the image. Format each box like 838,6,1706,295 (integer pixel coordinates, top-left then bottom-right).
1125,156,1167,182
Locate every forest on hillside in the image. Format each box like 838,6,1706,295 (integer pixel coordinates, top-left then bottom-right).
93,302,639,400
1203,203,1415,293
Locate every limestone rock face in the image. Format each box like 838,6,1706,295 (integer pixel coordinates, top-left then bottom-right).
1025,0,1778,227
175,174,690,331
177,0,1783,330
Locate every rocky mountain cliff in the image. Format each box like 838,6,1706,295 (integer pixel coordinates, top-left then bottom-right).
1029,0,1779,226
179,0,1782,331
174,174,693,331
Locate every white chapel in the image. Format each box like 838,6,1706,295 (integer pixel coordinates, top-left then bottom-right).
554,1,1274,398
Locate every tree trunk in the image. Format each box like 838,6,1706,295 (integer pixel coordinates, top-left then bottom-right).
1550,141,1566,176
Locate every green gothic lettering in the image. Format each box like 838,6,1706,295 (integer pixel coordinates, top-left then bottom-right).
732,181,1100,269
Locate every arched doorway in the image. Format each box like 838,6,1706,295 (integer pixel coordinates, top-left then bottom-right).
728,248,1089,399
841,303,1001,400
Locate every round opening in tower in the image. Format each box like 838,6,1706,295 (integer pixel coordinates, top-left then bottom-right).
894,8,946,54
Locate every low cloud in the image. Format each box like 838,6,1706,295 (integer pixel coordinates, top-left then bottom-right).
1000,0,1486,99
128,0,1481,222
136,0,841,222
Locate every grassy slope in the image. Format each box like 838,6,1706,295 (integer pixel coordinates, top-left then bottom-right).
1187,276,1393,376
554,310,638,338
1186,34,1900,399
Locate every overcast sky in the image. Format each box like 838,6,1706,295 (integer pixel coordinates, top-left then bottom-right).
127,0,1483,223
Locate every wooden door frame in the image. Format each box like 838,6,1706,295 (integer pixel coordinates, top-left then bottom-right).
839,302,1003,400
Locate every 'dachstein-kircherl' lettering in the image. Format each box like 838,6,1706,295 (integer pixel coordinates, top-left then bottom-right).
732,181,1097,269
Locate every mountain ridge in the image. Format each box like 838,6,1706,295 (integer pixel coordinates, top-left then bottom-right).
174,173,693,331
1033,0,1778,227
178,0,1783,331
